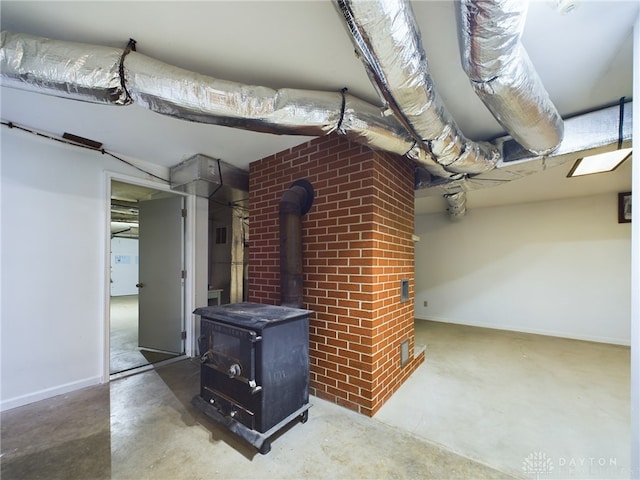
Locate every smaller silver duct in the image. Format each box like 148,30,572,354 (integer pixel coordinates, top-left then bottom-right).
456,0,564,155
335,0,500,174
444,191,467,220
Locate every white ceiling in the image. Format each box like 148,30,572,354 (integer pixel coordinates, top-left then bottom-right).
1,1,637,215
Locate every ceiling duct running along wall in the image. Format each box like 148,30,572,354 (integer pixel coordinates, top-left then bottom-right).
456,0,564,155
417,101,633,200
0,31,129,104
0,30,453,180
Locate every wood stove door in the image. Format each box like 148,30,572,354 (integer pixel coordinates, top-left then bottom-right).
200,321,259,389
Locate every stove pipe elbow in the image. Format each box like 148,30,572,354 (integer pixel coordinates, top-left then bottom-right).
279,179,314,309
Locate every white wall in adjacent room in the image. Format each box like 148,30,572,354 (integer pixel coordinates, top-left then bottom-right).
0,128,171,410
414,193,631,345
110,237,139,296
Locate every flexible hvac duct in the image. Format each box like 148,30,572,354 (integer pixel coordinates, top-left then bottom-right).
0,31,129,104
456,0,564,155
0,30,457,180
444,191,467,220
417,101,633,200
334,0,500,175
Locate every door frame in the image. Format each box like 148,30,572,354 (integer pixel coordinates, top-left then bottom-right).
103,171,197,381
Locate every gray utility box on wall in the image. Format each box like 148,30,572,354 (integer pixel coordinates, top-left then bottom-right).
170,154,248,198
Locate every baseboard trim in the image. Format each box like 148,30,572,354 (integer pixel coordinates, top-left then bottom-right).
415,316,631,347
0,376,102,412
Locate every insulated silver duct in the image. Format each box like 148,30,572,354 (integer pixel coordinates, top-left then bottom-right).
0,30,456,180
125,51,340,136
0,31,129,105
456,0,564,155
417,101,633,198
444,191,467,220
334,0,500,175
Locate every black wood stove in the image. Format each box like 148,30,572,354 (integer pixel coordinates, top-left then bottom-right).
191,302,311,454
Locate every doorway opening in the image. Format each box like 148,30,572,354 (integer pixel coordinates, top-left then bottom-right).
109,180,185,375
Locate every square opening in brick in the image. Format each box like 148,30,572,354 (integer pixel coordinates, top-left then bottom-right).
401,279,409,302
400,339,410,367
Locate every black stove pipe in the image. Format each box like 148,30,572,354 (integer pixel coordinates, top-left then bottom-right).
279,179,314,308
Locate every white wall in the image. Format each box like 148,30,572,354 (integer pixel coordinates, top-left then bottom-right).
0,128,180,410
629,12,639,476
415,193,631,345
110,237,139,296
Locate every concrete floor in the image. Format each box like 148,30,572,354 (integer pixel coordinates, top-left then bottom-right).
110,295,178,374
1,358,509,480
376,321,630,479
1,321,629,479
110,294,148,373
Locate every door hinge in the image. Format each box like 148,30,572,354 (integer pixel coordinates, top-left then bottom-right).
182,208,187,218
181,270,187,279
181,331,187,340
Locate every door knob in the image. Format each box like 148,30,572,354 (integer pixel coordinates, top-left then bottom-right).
136,283,144,288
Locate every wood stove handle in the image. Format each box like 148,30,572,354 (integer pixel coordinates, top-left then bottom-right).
228,363,241,377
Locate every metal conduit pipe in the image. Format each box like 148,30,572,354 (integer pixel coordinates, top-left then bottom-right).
279,180,314,309
456,0,564,155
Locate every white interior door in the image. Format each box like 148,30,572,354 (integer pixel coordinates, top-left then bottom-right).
138,195,184,354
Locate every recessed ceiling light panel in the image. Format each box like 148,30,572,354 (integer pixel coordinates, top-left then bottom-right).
567,148,632,177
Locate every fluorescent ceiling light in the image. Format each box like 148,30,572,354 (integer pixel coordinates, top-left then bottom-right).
111,221,139,228
567,148,632,177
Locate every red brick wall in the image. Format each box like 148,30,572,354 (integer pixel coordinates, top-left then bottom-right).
249,134,424,416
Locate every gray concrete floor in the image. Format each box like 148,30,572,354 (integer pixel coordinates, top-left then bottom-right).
110,295,178,374
110,294,149,374
1,358,510,480
1,321,629,479
375,321,630,479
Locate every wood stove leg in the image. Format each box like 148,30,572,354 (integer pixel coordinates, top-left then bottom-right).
259,440,271,455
